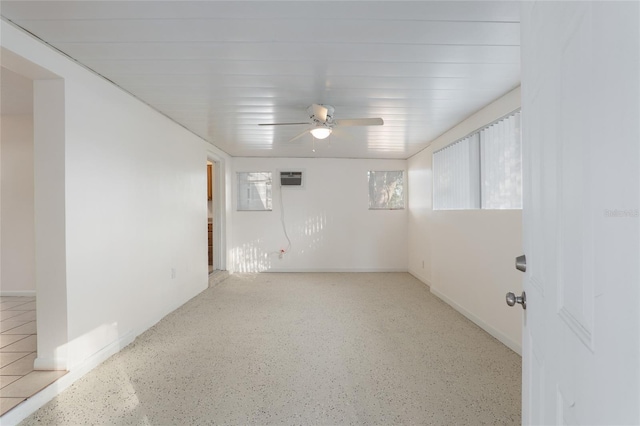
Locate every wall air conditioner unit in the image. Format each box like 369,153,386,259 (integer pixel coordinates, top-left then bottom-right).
280,171,303,187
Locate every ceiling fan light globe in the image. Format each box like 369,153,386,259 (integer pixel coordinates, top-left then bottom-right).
310,127,332,139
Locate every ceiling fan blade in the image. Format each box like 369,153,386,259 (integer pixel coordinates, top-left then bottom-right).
259,122,309,126
311,104,328,122
288,129,310,143
334,118,384,127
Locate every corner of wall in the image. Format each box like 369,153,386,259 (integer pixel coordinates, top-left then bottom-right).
408,270,431,288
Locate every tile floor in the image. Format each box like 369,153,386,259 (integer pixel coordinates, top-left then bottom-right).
0,297,67,416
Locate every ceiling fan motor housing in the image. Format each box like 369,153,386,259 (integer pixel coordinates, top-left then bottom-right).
308,104,335,124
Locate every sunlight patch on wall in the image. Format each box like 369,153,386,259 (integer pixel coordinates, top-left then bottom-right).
295,212,327,255
230,240,272,273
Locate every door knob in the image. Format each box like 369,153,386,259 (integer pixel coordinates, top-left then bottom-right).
506,291,526,309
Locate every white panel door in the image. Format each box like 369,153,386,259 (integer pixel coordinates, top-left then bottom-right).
520,2,639,424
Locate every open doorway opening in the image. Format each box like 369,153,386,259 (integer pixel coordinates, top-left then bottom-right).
1,67,35,298
206,155,226,276
207,160,215,274
0,67,39,416
0,63,68,416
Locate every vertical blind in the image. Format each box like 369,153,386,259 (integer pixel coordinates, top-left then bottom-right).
433,134,480,210
480,111,522,209
433,110,521,210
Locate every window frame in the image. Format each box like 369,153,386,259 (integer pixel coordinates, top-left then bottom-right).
367,170,406,210
236,171,273,212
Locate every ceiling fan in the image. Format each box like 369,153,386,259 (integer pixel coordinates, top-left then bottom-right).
259,104,384,142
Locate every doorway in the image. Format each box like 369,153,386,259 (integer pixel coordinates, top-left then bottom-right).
206,156,226,275
0,62,69,416
207,160,215,274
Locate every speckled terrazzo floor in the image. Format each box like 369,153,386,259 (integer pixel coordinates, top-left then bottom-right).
19,273,521,425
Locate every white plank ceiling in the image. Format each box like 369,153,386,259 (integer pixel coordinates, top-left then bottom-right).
0,1,520,159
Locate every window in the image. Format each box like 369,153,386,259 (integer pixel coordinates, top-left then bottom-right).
480,112,522,209
368,171,404,210
433,110,521,210
433,134,480,210
237,172,272,211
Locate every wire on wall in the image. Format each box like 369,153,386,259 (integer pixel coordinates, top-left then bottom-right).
279,183,292,258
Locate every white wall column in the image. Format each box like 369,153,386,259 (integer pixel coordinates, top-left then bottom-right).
33,78,68,370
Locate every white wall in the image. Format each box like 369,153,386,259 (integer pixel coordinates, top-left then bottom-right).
407,146,432,286
231,157,407,272
62,72,211,368
1,21,232,371
408,87,523,354
0,114,36,295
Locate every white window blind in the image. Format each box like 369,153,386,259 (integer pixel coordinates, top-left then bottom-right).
433,134,480,210
237,172,272,211
480,111,522,209
433,110,521,210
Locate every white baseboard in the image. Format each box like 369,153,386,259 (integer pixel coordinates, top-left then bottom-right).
430,286,522,356
262,268,409,273
407,269,431,288
33,357,67,371
0,290,36,297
